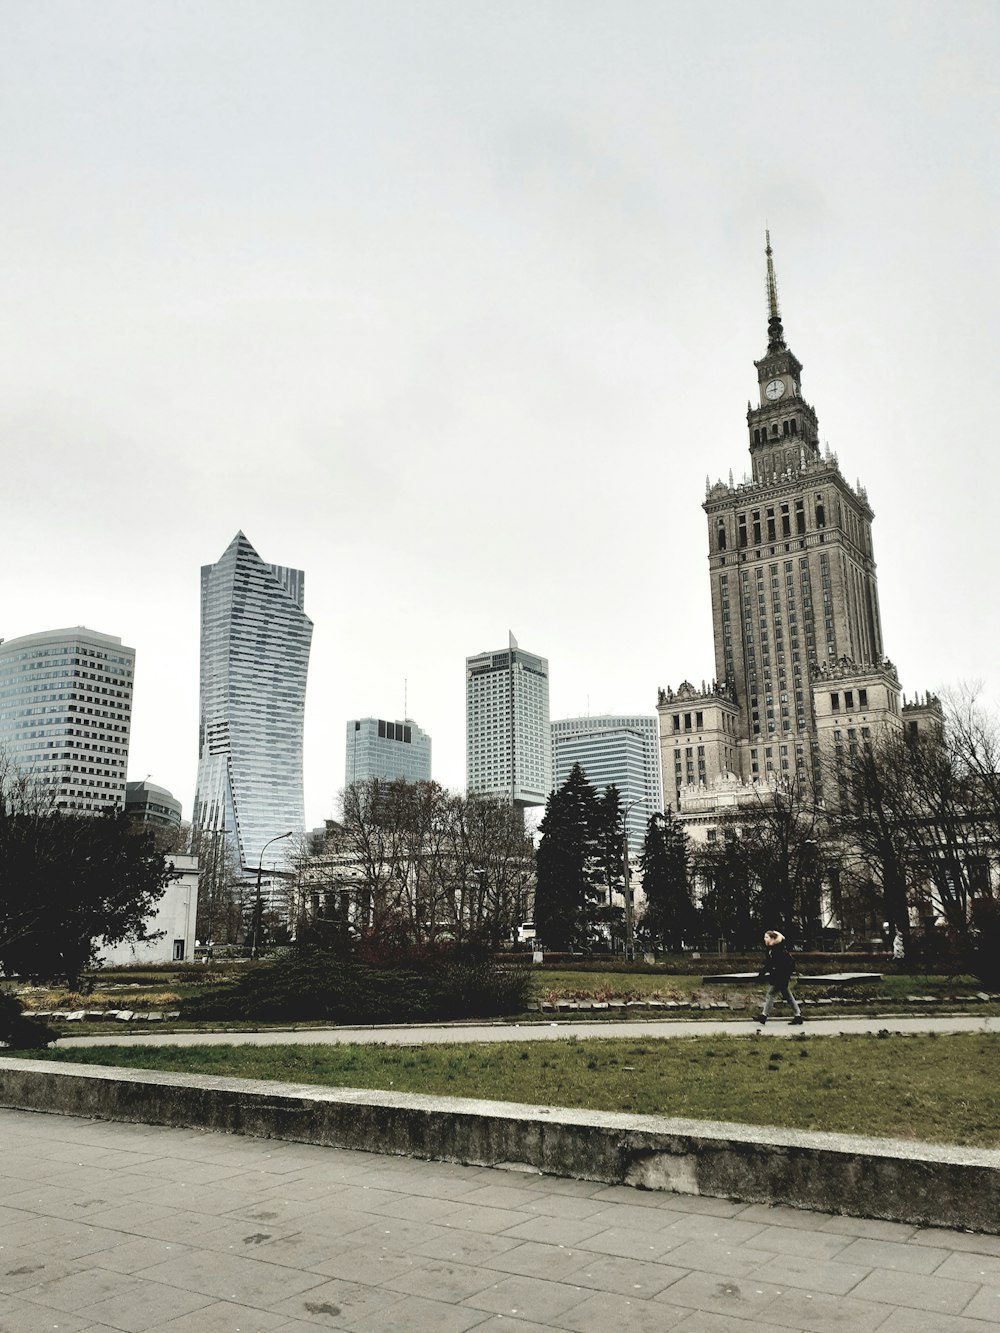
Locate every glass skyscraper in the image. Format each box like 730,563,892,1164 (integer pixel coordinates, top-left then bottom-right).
345,717,432,787
466,634,551,808
193,532,313,872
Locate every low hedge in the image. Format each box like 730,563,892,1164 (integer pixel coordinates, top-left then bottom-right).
0,994,58,1049
183,950,532,1024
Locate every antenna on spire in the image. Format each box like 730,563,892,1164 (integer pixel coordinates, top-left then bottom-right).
765,228,780,321
764,228,786,353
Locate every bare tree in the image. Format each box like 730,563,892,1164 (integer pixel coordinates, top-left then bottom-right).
447,792,535,948
191,826,245,947
303,781,535,951
141,819,192,856
828,732,915,948
738,779,827,943
833,694,1000,954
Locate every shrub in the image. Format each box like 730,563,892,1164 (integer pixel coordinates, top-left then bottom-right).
970,899,1000,988
183,949,532,1024
0,993,57,1049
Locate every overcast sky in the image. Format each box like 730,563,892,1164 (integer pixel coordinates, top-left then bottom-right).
2,1,997,828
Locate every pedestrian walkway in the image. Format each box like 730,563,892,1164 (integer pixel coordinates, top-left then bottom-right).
58,1012,1000,1051
3,1107,1000,1331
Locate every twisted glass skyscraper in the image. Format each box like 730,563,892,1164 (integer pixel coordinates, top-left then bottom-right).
193,532,313,872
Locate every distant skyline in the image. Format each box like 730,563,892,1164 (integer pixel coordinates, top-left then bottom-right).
1,3,997,827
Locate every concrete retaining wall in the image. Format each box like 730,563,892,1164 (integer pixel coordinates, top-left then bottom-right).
2,1056,998,1234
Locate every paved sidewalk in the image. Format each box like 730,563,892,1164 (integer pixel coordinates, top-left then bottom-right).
3,1108,1000,1332
57,1012,1000,1050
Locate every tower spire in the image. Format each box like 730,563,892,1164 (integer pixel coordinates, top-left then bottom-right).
765,229,786,353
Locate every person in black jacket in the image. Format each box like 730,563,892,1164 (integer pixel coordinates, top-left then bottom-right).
756,930,803,1025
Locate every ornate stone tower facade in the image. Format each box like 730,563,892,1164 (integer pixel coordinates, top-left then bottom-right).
658,235,918,807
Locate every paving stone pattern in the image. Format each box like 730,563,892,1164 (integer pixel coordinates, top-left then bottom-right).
2,1108,1000,1331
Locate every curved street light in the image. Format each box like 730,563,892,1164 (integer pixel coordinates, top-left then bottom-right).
251,830,293,958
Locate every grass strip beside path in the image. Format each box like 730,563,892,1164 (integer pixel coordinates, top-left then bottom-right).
12,1031,1000,1149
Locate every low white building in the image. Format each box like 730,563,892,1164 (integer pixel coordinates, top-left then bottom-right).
96,853,199,966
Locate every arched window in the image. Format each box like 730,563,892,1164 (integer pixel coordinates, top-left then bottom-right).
790,418,797,436
782,420,789,437
717,521,727,551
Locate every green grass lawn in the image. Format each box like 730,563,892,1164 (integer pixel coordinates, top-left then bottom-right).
14,1031,1000,1148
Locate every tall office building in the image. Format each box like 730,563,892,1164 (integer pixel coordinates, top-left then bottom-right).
659,235,924,808
0,627,134,812
345,717,432,787
193,532,313,872
551,715,662,856
125,779,183,832
466,635,551,807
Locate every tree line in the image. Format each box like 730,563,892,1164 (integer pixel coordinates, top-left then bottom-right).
534,689,1000,968
4,682,999,981
831,688,1000,965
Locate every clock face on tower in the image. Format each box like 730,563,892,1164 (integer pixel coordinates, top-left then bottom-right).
765,378,785,401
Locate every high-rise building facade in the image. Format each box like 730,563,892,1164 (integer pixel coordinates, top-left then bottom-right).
466,635,551,807
659,236,915,806
0,627,135,812
345,717,432,787
551,715,662,855
125,779,183,832
193,532,313,872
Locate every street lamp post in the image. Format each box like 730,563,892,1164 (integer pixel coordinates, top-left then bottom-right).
251,830,293,958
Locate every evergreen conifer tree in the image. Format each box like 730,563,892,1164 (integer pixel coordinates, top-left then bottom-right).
639,809,694,953
696,826,758,950
534,764,600,950
592,785,626,948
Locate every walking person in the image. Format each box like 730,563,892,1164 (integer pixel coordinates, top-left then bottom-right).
756,929,803,1025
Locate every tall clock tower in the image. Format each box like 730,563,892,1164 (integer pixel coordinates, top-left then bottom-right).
746,233,821,484
694,235,890,794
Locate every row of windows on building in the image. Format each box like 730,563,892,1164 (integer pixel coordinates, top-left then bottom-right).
750,740,809,776
0,649,131,671
14,744,126,761
719,494,870,553
830,688,868,712
719,497,812,552
751,417,801,446
369,719,413,743
0,682,131,702
668,708,738,736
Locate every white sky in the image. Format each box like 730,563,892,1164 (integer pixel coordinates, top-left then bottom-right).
2,1,998,829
